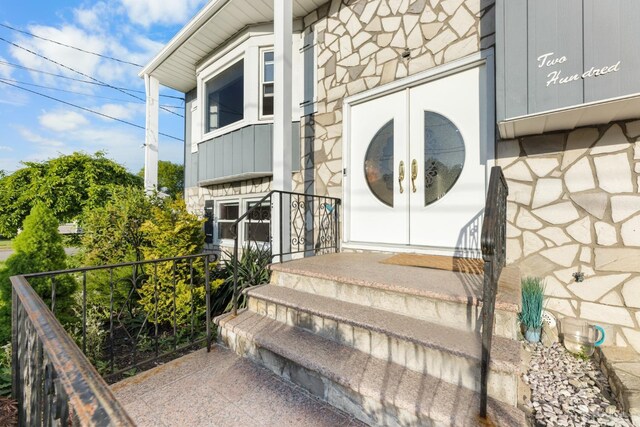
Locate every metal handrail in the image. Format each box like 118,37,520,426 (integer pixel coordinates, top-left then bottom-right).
12,275,135,426
229,190,341,315
479,166,509,419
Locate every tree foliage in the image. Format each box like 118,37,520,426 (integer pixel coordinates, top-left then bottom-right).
137,199,218,325
0,204,76,343
0,152,142,238
81,186,159,266
138,160,184,198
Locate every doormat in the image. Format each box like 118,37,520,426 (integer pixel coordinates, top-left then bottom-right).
380,253,484,274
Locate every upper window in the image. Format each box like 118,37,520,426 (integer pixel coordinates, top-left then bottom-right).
261,51,274,117
205,60,244,133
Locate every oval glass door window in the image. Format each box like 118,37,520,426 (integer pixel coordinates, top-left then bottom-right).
423,112,465,206
364,120,394,207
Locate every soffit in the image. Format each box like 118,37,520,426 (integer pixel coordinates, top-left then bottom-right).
141,0,326,93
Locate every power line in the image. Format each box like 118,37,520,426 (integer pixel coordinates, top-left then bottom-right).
0,60,184,100
0,77,183,108
0,79,183,142
0,37,183,118
0,23,144,67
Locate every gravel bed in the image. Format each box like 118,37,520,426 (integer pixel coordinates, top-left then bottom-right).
523,342,633,427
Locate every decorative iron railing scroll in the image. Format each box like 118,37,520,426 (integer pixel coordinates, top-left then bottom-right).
479,166,508,419
229,190,341,315
11,275,135,426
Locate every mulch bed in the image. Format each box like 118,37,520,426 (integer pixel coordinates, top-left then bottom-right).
0,397,17,427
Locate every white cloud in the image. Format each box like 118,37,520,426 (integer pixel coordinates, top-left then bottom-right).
0,57,12,79
0,146,13,152
17,127,65,148
119,0,206,27
94,103,145,121
38,110,89,132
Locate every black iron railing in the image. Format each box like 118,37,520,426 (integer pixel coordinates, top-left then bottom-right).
230,190,341,315
479,166,509,419
11,274,135,426
15,253,218,384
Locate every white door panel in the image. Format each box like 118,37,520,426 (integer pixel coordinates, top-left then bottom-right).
348,63,489,254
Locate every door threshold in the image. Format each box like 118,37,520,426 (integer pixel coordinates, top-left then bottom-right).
341,242,482,259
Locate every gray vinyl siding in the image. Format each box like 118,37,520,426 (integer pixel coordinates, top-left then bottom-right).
192,122,300,184
497,0,640,122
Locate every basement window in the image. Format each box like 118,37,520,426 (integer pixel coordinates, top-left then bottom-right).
205,60,244,132
217,201,239,240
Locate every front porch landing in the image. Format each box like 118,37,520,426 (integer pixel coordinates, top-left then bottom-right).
111,346,364,426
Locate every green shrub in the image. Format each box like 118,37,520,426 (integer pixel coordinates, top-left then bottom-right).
518,276,545,330
0,343,11,396
212,247,272,314
138,199,222,326
0,204,76,344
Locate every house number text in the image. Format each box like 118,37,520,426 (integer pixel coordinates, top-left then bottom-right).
537,52,621,87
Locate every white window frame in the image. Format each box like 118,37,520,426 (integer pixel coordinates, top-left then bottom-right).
259,48,275,120
213,193,270,248
243,197,271,248
202,57,246,138
215,199,240,246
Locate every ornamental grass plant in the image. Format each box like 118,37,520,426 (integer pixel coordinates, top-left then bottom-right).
518,276,545,331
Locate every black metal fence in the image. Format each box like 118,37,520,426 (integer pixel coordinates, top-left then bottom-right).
230,190,341,315
479,166,509,419
16,253,218,384
11,274,134,426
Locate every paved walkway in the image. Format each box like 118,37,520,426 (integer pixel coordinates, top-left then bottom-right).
111,346,365,427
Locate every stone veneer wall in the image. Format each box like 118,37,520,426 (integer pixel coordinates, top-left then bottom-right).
499,120,640,352
302,0,495,199
185,172,305,215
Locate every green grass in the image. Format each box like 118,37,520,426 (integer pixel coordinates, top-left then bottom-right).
0,240,11,250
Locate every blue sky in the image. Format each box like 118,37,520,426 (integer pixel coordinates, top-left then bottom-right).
0,0,208,174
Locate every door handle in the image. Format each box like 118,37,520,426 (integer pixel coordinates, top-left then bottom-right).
398,161,405,194
411,159,418,193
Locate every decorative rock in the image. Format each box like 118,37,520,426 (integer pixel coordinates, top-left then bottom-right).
425,28,456,54
581,302,635,327
527,158,559,178
448,5,474,37
562,128,600,170
497,139,521,167
522,134,565,157
565,157,596,192
532,178,563,209
443,35,477,62
595,221,618,246
567,274,630,302
523,231,545,256
546,298,576,316
626,120,640,138
610,196,640,223
595,248,640,273
580,247,592,263
540,244,579,267
591,125,630,155
600,291,624,306
506,238,522,263
504,161,533,181
532,202,580,225
621,277,640,309
516,209,543,230
440,0,464,14
621,214,640,247
507,181,533,205
567,217,593,245
545,276,572,298
569,192,608,220
594,153,633,194
538,227,572,246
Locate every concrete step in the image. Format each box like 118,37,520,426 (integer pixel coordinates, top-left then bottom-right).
269,253,521,340
246,284,521,406
216,311,527,427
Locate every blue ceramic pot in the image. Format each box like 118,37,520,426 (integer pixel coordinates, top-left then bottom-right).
525,327,541,343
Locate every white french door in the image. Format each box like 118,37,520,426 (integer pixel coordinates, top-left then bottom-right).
347,64,489,254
